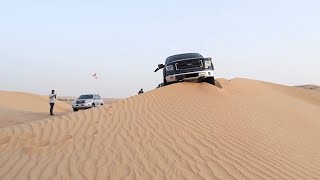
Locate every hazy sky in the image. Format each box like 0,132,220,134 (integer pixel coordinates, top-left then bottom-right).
0,0,319,98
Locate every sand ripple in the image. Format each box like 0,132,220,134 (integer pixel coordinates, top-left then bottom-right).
0,79,320,180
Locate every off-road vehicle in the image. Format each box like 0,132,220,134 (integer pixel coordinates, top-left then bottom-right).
154,53,215,86
72,94,104,111
156,83,164,88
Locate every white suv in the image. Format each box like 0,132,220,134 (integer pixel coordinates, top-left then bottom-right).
72,94,104,112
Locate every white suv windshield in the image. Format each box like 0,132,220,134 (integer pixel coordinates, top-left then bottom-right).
79,95,93,99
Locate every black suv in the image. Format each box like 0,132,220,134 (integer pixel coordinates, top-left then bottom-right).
154,53,215,86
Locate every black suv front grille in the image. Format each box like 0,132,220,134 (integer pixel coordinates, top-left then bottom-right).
175,59,203,70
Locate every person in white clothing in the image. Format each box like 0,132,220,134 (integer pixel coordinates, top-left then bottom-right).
49,90,57,115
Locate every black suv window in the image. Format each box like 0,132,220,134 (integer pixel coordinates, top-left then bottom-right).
165,53,203,64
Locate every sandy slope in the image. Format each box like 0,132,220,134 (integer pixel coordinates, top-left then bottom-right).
0,91,71,127
296,85,320,92
296,84,320,89
0,79,320,180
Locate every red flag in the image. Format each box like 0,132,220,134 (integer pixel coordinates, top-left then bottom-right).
93,73,97,79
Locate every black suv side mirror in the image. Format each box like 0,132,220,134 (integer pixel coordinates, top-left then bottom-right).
158,64,165,69
154,64,165,72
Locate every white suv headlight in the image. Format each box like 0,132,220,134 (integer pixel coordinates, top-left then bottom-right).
165,65,174,71
205,60,212,68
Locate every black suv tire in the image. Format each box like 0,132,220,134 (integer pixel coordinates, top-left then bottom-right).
164,78,172,86
204,77,216,85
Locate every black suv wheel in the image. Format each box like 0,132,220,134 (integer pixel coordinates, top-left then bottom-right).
204,77,215,85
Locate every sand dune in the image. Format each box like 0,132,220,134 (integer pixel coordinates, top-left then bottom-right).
0,79,320,180
0,91,71,127
296,84,320,92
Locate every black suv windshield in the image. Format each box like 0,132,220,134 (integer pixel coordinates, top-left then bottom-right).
165,53,203,64
79,95,94,99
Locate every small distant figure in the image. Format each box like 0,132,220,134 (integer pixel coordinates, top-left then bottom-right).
49,90,57,115
138,88,144,95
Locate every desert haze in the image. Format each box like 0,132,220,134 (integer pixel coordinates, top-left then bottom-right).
0,78,320,180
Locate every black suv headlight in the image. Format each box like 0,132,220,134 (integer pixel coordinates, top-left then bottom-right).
165,65,174,71
204,60,212,68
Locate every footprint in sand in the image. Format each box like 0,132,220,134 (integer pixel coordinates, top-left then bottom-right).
0,136,11,149
30,139,50,147
16,133,35,146
0,136,11,144
62,134,73,142
56,135,73,147
104,106,114,117
23,139,50,154
19,133,36,142
88,127,98,136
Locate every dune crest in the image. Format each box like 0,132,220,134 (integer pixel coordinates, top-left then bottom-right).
0,91,71,127
0,79,320,180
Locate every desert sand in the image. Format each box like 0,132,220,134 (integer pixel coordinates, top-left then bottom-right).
296,84,320,92
0,91,71,127
0,78,320,180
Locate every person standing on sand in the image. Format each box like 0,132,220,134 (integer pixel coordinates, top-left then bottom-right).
138,88,144,95
49,90,57,115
